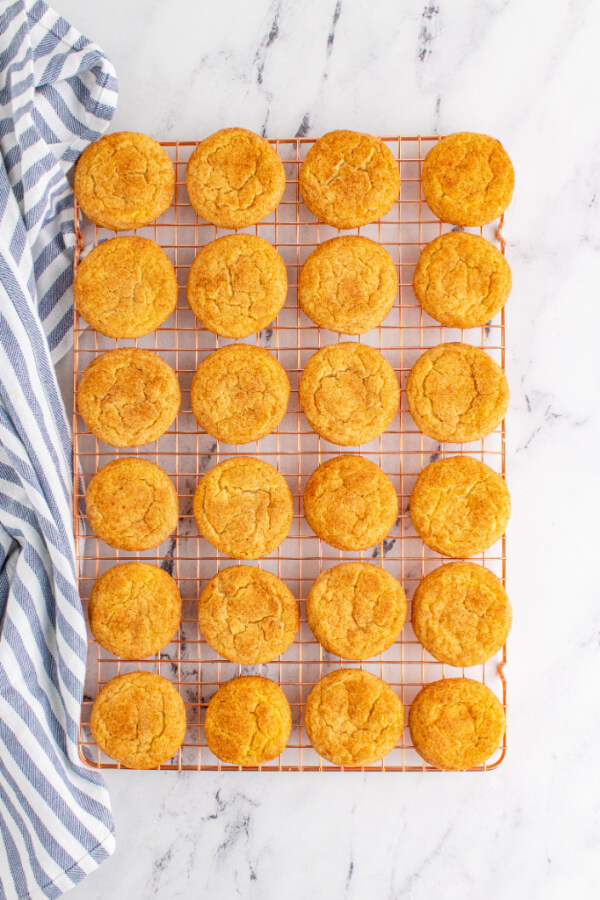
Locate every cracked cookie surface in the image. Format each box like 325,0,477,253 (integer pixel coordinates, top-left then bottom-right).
409,678,505,770
90,672,186,769
186,128,285,229
193,457,293,559
191,345,289,444
303,455,398,551
406,343,508,443
204,676,291,766
306,563,406,660
88,563,181,659
86,458,178,551
187,234,287,338
74,132,174,231
410,456,510,558
299,130,400,229
304,669,404,766
300,343,399,445
413,232,511,328
74,237,178,338
199,566,298,664
412,562,511,667
422,132,514,226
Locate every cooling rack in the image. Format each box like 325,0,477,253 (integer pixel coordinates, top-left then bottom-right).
74,136,507,772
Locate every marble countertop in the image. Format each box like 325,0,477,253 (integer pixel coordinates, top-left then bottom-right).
52,0,600,897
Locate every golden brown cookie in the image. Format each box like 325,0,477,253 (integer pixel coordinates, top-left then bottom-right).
300,343,399,445
300,130,400,229
186,128,285,229
410,456,510,557
88,563,181,659
412,562,511,667
90,672,186,769
413,232,511,328
86,458,178,551
193,457,293,559
298,237,398,334
422,132,514,226
204,676,291,766
304,669,404,766
306,563,406,659
191,345,289,444
303,455,398,551
409,678,505,770
198,566,298,664
406,343,509,443
187,235,287,338
74,132,174,231
77,349,180,448
74,237,178,338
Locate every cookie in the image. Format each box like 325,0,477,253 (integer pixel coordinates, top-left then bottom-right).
304,669,404,767
409,678,505,770
422,132,514,226
303,455,398,551
88,563,181,659
298,236,398,334
306,563,406,659
406,343,509,443
299,130,400,229
90,672,186,769
187,235,287,338
198,566,298,664
74,237,178,338
74,132,174,231
412,562,511,667
191,345,289,444
186,128,285,229
300,343,399,445
86,458,178,551
193,457,293,559
77,348,180,448
410,456,510,558
413,232,511,328
204,676,291,766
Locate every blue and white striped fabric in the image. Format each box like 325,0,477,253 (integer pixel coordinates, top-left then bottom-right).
0,2,118,897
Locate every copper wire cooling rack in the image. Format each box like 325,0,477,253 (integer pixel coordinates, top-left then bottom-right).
74,136,507,772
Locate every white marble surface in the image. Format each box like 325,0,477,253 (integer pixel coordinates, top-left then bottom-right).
52,0,600,897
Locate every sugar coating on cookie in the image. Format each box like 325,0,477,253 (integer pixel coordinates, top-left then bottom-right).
413,232,511,328
306,563,406,659
410,456,510,558
409,677,505,770
74,132,174,231
187,235,287,338
204,676,291,766
193,457,293,559
86,458,178,551
90,672,186,769
186,128,285,229
298,236,398,334
300,343,399,446
300,130,400,229
199,566,298,664
412,562,511,667
406,343,509,443
191,345,290,444
422,132,514,226
88,563,181,659
74,237,178,338
304,669,404,766
303,455,398,551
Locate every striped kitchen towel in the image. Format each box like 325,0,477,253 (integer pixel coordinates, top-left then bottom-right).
0,2,118,897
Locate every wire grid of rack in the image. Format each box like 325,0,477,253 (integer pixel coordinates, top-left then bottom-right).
74,135,507,772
